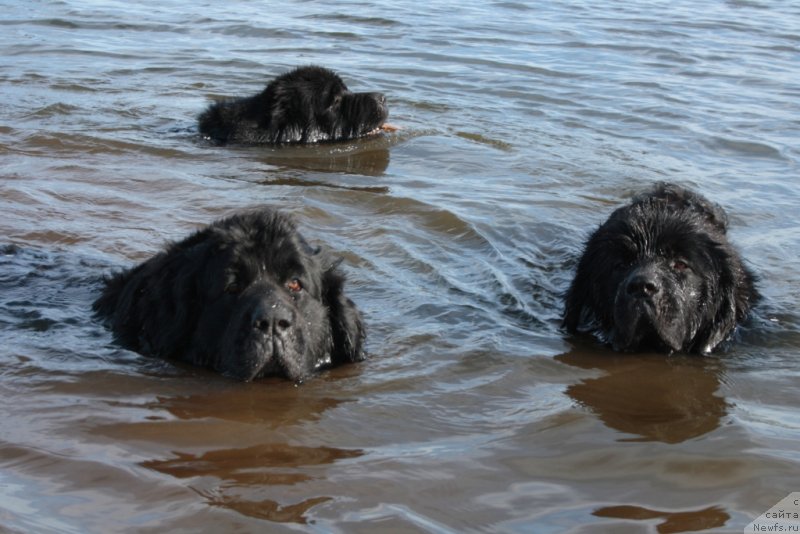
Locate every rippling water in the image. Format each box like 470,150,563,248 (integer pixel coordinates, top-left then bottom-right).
2,1,800,532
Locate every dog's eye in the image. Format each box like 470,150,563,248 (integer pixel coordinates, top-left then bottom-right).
286,278,303,293
612,258,631,272
672,259,690,272
224,275,242,294
225,282,241,294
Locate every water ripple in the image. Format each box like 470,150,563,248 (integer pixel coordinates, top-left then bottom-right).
1,0,799,531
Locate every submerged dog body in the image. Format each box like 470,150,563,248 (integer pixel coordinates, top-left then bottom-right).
94,209,365,382
198,65,389,145
563,183,757,354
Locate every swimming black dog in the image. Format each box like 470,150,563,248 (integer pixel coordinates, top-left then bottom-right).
198,65,389,145
94,209,366,382
563,182,758,354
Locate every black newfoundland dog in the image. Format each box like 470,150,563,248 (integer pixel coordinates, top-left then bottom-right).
563,182,758,354
198,65,390,145
94,209,366,382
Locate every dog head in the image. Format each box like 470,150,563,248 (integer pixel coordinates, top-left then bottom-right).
263,66,388,143
563,183,757,354
94,209,366,382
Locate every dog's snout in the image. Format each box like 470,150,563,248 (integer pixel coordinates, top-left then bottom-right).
626,272,660,298
252,300,294,333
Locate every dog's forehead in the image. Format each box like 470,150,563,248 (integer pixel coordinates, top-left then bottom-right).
292,71,346,98
232,235,309,274
204,216,294,257
322,77,346,94
609,206,714,260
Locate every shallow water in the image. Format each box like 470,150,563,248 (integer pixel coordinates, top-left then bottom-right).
2,1,800,532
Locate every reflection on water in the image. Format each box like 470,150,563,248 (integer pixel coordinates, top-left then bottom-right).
1,0,799,531
557,350,727,444
593,504,730,533
144,443,362,484
88,380,364,524
150,385,348,426
201,493,332,525
258,175,390,194
253,139,394,176
144,443,361,523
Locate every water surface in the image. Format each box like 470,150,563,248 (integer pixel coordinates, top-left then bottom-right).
2,1,799,532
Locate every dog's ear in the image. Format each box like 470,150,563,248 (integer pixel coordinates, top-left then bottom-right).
322,267,366,364
94,235,208,359
696,252,758,352
563,281,589,334
562,249,596,334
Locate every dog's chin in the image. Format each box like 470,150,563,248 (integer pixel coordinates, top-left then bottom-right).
308,119,387,143
611,323,680,354
219,337,311,383
611,300,685,354
351,105,389,139
349,115,388,139
362,122,387,137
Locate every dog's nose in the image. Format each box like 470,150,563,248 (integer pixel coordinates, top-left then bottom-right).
252,301,293,333
626,273,660,298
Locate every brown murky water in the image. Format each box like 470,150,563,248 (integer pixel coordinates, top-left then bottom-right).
2,1,800,532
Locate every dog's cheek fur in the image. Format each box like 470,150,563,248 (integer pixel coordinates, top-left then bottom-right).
563,231,622,335
266,74,347,144
676,272,706,349
297,294,337,370
190,293,243,372
94,248,205,359
268,89,312,143
323,269,366,364
563,242,598,333
692,243,757,352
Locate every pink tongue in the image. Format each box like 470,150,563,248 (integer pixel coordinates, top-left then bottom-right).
380,123,400,132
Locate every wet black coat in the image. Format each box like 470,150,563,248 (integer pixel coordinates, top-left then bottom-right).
563,182,758,354
94,209,365,382
198,65,388,145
